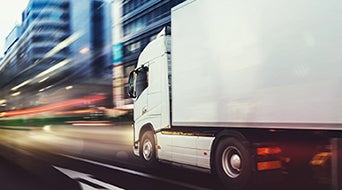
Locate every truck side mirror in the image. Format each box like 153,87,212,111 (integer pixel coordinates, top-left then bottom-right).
128,71,136,98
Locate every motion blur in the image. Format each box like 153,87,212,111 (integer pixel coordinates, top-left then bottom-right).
0,0,115,125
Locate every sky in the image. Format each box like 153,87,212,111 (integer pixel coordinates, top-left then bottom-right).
0,0,29,57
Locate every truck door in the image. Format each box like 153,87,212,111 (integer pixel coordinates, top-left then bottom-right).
133,66,149,121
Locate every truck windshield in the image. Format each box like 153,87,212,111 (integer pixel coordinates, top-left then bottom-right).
135,66,148,99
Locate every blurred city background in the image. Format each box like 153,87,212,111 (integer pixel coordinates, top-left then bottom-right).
0,0,185,125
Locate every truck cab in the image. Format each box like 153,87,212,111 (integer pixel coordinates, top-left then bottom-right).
128,28,172,160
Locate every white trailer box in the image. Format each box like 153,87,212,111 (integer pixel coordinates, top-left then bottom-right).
130,0,342,188
171,0,342,129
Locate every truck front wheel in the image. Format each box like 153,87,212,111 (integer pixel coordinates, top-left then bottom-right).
140,131,157,164
214,137,252,190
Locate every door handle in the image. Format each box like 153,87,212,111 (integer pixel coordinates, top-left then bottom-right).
142,107,147,115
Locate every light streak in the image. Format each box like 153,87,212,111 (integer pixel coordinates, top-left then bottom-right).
11,80,32,91
35,59,71,79
11,92,21,97
2,95,106,117
43,31,84,59
65,86,73,90
39,77,50,83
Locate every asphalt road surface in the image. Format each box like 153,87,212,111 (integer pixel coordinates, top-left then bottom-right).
0,122,331,190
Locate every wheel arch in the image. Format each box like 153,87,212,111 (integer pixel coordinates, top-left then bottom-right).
139,123,155,140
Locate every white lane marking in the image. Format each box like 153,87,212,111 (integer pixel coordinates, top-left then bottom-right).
61,154,211,190
54,166,123,190
79,182,104,190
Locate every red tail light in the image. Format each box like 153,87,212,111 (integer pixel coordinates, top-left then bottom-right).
257,147,282,156
257,161,282,171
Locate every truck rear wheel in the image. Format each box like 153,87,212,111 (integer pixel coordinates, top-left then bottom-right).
141,131,157,164
214,137,252,190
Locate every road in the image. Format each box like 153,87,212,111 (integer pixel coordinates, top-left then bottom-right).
0,121,330,190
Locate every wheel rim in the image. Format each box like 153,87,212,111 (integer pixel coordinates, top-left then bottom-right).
142,138,153,161
222,146,242,178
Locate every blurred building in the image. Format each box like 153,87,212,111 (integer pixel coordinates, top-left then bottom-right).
112,0,185,108
0,0,113,112
4,25,23,55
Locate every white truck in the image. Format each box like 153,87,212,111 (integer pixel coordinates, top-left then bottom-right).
128,0,342,189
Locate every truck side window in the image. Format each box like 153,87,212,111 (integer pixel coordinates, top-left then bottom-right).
135,66,148,98
128,71,136,98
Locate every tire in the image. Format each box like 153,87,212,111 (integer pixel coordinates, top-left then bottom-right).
214,137,252,190
140,131,157,164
